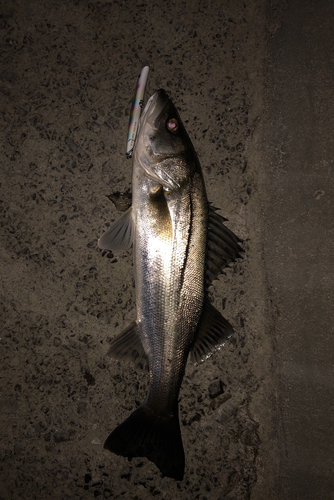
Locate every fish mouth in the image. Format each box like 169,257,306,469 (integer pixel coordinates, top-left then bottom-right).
139,89,170,130
134,89,171,165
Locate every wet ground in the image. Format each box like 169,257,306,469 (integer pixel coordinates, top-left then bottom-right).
1,1,333,499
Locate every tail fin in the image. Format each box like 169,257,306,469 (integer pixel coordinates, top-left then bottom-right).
104,404,185,480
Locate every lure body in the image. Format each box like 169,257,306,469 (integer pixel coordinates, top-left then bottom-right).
126,66,150,158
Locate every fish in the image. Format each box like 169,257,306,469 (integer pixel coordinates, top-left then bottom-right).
98,89,243,480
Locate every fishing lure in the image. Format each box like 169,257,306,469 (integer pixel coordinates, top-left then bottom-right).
126,66,150,158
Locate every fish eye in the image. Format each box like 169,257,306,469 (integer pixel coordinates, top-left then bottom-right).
166,118,179,133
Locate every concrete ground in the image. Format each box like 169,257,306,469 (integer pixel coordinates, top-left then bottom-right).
0,1,333,499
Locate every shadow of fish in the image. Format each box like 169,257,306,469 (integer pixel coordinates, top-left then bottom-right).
98,89,243,480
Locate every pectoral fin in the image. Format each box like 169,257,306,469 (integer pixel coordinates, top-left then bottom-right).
98,207,134,252
107,320,149,370
190,299,233,365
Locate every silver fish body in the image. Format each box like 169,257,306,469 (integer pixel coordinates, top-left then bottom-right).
133,91,208,415
99,90,242,480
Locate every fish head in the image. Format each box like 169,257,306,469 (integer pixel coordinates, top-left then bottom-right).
134,89,197,190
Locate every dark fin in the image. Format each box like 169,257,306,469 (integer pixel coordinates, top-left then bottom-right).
98,207,134,252
190,298,234,364
104,404,185,481
107,320,149,370
206,204,243,288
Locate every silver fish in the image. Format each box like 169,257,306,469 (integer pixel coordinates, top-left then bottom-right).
98,89,242,480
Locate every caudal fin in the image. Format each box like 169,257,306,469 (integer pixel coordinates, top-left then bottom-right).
104,404,185,480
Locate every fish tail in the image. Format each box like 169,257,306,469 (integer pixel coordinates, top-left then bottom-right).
104,404,185,480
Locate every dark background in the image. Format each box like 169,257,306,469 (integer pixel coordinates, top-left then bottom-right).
1,1,333,499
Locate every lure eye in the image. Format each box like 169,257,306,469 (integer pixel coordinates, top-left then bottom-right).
166,118,179,133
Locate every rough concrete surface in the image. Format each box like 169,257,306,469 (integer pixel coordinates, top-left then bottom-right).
0,1,332,499
261,1,334,499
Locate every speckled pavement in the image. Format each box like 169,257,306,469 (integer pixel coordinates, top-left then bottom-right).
1,1,333,499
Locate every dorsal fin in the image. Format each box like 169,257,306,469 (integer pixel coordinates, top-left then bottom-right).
205,204,243,288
